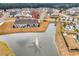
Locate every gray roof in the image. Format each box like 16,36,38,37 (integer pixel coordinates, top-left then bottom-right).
14,18,39,24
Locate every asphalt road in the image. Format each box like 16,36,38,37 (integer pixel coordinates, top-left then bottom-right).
0,23,58,56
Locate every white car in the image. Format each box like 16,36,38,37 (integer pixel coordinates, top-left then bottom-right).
0,19,5,26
